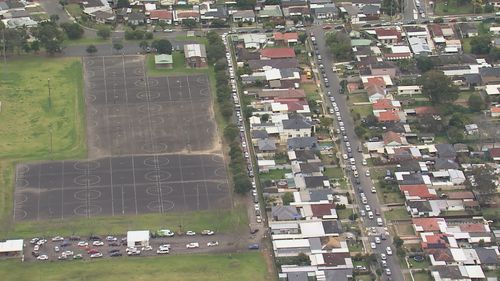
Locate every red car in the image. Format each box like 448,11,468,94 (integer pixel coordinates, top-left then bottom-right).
322,25,332,30
87,249,99,254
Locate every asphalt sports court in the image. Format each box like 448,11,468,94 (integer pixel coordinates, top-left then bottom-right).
13,56,230,221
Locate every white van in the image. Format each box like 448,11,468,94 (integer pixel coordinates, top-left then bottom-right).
368,211,374,219
377,218,383,226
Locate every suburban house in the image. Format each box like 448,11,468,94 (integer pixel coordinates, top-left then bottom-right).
273,32,299,46
261,48,296,59
148,9,173,24
232,10,256,23
374,28,401,44
184,44,207,68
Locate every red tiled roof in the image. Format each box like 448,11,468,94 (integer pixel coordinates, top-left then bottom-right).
459,223,486,233
412,218,445,232
400,184,438,199
378,111,400,122
177,11,199,18
373,99,398,110
422,233,449,249
366,77,386,87
310,203,334,217
490,147,500,158
322,253,349,266
491,107,500,113
257,88,305,99
273,32,299,41
375,28,400,38
425,248,454,262
428,24,443,37
276,99,307,112
415,106,438,115
383,131,402,145
149,9,173,20
260,48,296,59
365,83,385,96
446,191,475,200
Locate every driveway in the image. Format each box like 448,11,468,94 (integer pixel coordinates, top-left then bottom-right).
311,25,404,281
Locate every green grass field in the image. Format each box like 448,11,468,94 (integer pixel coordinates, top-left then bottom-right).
0,252,271,281
435,0,474,15
2,204,248,239
0,57,87,233
384,207,410,221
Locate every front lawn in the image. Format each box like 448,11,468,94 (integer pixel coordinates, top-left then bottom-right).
0,252,271,281
259,169,292,183
435,0,474,15
379,190,405,204
413,271,433,281
324,167,344,179
384,207,410,221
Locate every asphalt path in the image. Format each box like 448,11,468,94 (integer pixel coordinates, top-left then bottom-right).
311,25,403,281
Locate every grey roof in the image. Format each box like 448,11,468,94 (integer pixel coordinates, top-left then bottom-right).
309,237,322,251
309,0,333,4
396,160,421,172
287,272,308,281
0,2,9,10
479,67,500,78
304,176,328,188
322,220,342,234
6,9,29,18
399,173,425,185
458,23,478,34
287,137,318,150
248,58,299,70
342,4,361,16
434,158,459,170
352,0,381,4
232,10,255,18
281,0,308,6
361,4,379,14
432,265,464,279
475,248,499,265
280,68,300,78
407,200,433,212
294,149,317,162
271,205,301,220
309,189,332,202
463,73,482,85
282,117,312,130
257,139,276,151
127,12,146,21
453,143,469,153
204,6,227,19
312,3,338,15
299,163,321,173
324,269,354,281
251,129,268,139
435,144,457,159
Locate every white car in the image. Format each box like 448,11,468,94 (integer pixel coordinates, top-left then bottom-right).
386,246,393,255
186,242,199,249
105,236,117,241
361,197,368,204
186,231,196,236
92,241,104,246
90,252,103,258
207,241,219,247
157,249,169,254
51,236,64,242
381,260,388,267
163,29,173,33
77,241,88,247
254,204,260,211
375,237,381,244
342,154,348,160
381,253,386,260
34,245,40,252
62,250,74,256
365,170,371,177
365,205,371,211
362,159,367,166
37,255,49,261
371,187,377,193
385,268,392,276
159,244,171,251
142,245,153,251
202,230,215,236
36,239,47,246
370,242,376,249
54,246,60,252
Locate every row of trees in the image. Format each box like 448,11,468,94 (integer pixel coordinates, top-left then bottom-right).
209,31,252,195
325,31,353,62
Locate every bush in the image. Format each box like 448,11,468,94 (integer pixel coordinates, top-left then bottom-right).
96,26,111,39
60,22,84,40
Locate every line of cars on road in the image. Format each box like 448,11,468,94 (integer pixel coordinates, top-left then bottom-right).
222,32,261,225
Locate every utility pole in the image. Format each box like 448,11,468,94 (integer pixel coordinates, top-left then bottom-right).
49,129,53,159
47,78,52,109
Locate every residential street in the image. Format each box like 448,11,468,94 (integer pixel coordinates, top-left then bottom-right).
311,25,404,281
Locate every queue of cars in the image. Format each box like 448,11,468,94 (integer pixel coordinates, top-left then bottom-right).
222,32,261,225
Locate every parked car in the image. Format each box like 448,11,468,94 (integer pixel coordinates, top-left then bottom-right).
185,231,196,236
37,255,49,261
386,246,393,255
110,252,122,257
207,241,219,247
51,236,64,242
186,242,199,249
73,254,83,260
92,241,104,246
90,252,103,258
201,230,214,236
157,249,169,254
248,243,259,250
370,242,376,249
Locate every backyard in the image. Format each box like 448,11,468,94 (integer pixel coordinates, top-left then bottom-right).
259,169,292,183
434,0,475,15
384,207,410,221
0,252,271,281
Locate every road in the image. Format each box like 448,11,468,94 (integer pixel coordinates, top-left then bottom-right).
311,25,404,281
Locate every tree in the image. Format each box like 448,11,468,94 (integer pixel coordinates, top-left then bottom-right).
113,42,123,53
416,56,434,73
139,40,149,50
30,40,40,53
319,116,333,128
468,94,485,112
96,26,111,39
182,19,197,30
234,176,251,194
381,0,400,16
325,31,353,61
282,192,294,205
419,70,458,104
86,44,97,54
433,17,444,23
223,124,239,142
151,39,172,54
60,22,84,40
393,236,404,248
447,126,464,143
207,42,226,64
236,0,256,9
32,21,64,54
298,33,307,44
210,19,228,28
50,14,59,23
261,114,270,123
468,168,496,204
116,0,129,8
470,35,492,55
354,125,367,138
